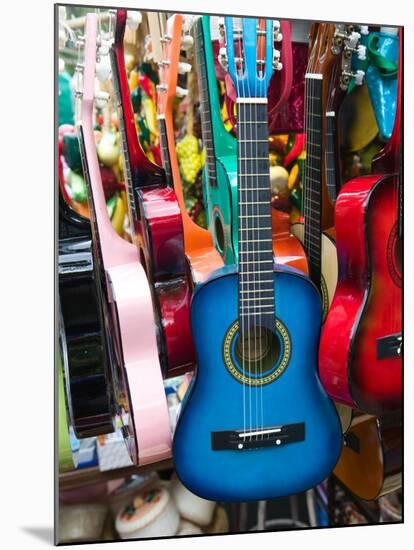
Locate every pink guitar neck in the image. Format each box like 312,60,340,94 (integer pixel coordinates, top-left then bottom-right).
81,13,137,270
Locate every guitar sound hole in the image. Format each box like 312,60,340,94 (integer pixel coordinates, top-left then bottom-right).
214,215,225,255
235,326,280,376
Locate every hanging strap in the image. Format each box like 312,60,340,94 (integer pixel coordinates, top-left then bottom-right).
367,33,398,79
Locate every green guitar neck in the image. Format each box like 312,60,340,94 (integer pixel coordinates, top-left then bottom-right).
196,16,238,264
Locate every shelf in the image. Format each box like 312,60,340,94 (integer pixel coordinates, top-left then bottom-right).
59,459,173,491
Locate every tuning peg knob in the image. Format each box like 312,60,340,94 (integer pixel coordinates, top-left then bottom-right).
218,47,228,70
95,91,110,109
96,56,112,82
354,69,365,86
357,44,367,60
273,49,282,70
359,25,369,35
181,35,194,51
178,62,192,75
126,10,142,31
176,86,188,98
348,31,361,49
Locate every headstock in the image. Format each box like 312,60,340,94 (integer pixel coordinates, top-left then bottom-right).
218,17,282,98
307,23,368,88
151,14,192,116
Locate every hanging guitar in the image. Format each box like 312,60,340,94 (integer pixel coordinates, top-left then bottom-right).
149,13,223,284
333,410,402,501
58,153,115,438
325,24,368,202
195,16,307,274
110,9,195,376
292,23,366,319
78,13,171,466
318,28,402,414
173,17,342,502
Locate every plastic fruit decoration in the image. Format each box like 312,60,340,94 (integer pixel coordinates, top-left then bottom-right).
111,194,127,236
100,165,125,200
176,134,202,185
62,131,82,173
97,131,120,167
69,170,88,203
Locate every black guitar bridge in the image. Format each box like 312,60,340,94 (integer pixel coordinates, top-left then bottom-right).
211,422,305,451
376,333,402,360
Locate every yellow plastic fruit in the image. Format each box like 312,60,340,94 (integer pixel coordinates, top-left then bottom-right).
288,163,300,190
111,195,126,235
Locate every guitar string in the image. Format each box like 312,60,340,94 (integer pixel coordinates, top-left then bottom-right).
232,17,247,438
252,18,259,440
238,18,253,441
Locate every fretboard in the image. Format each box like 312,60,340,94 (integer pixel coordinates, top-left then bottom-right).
194,17,217,187
325,111,339,202
303,74,323,289
157,116,173,186
237,100,274,331
110,47,138,234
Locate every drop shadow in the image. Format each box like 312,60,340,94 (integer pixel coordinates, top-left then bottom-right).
21,526,54,545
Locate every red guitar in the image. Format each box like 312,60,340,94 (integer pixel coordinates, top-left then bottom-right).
110,9,194,376
318,29,402,415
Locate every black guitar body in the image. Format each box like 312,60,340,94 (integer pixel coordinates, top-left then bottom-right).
58,194,114,438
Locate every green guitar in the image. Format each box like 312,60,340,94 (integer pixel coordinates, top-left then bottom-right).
195,16,238,264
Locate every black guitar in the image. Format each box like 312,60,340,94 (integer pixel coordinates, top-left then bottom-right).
58,192,115,438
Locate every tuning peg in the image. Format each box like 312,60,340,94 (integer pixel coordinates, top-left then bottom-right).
359,25,369,35
272,49,282,71
273,21,283,42
354,69,365,86
95,91,110,109
348,31,361,49
126,10,142,31
176,86,188,98
218,47,228,70
178,62,192,75
96,55,112,82
357,44,367,61
181,34,194,51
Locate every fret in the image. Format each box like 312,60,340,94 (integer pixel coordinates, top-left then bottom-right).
240,296,274,302
239,311,274,317
239,200,269,206
239,139,269,143
239,213,270,219
239,288,274,294
194,18,217,187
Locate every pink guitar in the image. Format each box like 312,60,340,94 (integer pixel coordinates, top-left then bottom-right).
78,13,171,465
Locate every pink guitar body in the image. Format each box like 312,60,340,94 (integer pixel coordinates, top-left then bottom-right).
81,14,171,465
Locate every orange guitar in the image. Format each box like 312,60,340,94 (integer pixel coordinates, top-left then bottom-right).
149,13,223,283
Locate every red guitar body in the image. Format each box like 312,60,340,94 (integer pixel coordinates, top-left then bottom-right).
319,30,402,414
112,10,194,375
319,173,401,413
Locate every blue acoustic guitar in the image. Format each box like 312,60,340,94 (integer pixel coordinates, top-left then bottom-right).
194,16,238,265
173,17,342,501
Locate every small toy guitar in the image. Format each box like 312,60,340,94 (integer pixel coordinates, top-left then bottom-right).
333,411,402,500
150,13,223,284
173,17,342,501
79,13,171,465
318,28,402,414
292,23,366,318
58,187,114,438
110,9,195,376
197,17,306,274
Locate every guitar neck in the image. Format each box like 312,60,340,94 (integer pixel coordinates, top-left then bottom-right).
157,115,173,186
325,111,340,202
303,74,323,289
237,100,275,330
194,17,218,187
111,10,166,235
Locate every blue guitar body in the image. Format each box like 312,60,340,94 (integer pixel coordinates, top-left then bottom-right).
173,266,342,501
